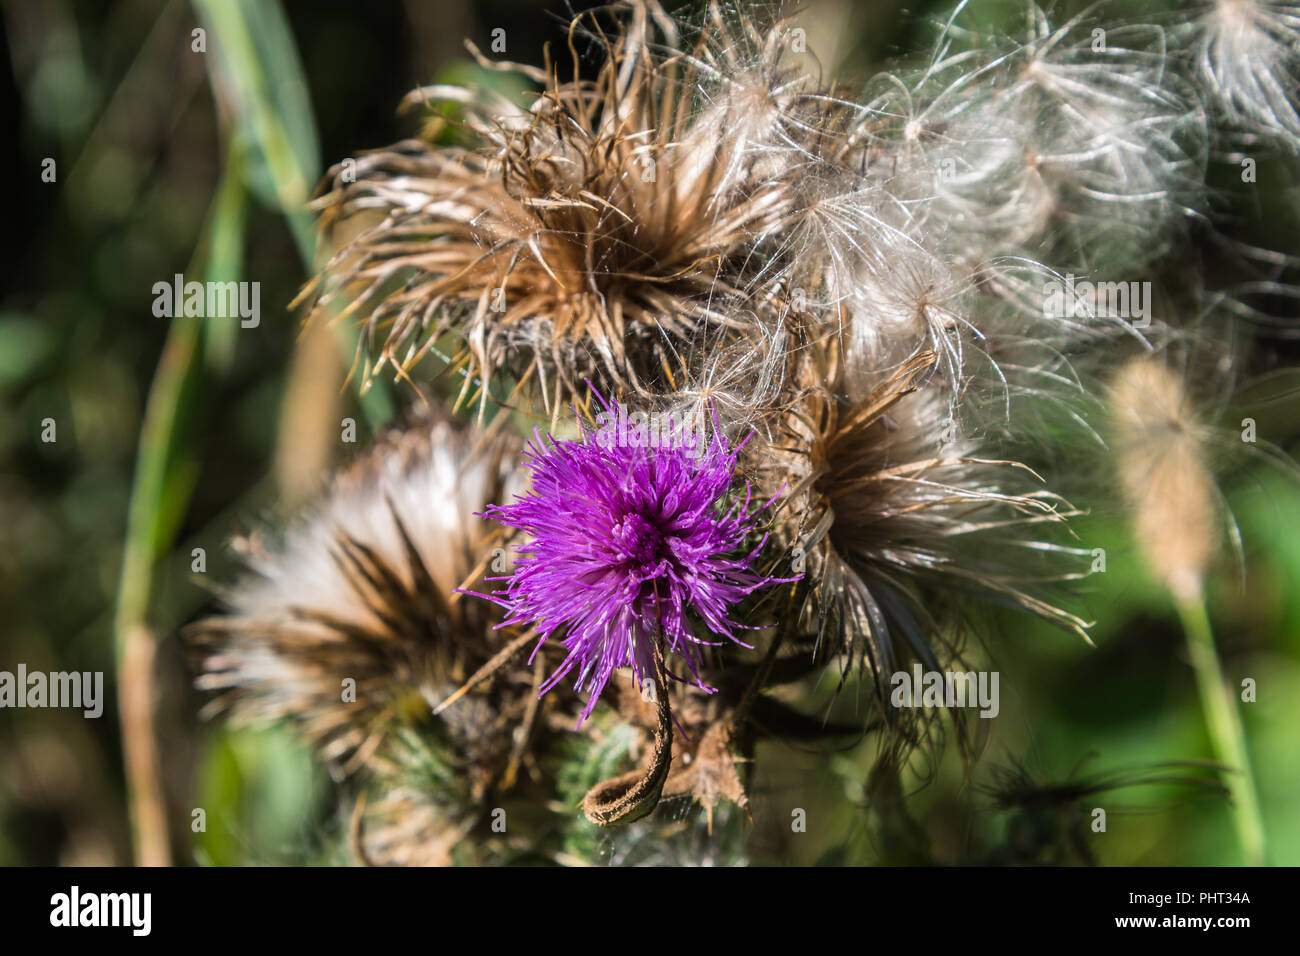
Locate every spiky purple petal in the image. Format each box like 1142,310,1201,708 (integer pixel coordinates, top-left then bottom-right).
472,402,783,725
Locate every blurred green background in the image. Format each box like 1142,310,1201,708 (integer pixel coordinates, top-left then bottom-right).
1,0,1297,866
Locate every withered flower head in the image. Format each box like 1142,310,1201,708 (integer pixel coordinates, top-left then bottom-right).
186,413,570,863
299,0,863,413
756,343,1090,682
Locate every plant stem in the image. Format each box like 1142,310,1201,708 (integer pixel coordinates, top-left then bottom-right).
113,139,249,865
1176,597,1267,865
113,292,199,869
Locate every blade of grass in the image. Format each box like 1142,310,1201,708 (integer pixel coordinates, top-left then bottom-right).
194,0,392,426
113,142,247,866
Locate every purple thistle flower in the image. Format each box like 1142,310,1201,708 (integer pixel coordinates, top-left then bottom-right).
472,399,786,726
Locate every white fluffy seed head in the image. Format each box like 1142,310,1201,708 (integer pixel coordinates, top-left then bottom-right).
1193,0,1300,147
189,414,524,777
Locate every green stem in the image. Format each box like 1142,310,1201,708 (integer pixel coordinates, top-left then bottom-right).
112,141,249,865
195,0,392,427
1176,597,1267,865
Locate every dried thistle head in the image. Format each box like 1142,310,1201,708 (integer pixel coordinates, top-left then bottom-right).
300,0,862,415
189,414,510,771
1109,356,1218,602
186,412,579,863
753,342,1089,684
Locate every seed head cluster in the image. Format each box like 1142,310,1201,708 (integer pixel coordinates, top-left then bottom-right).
191,0,1300,862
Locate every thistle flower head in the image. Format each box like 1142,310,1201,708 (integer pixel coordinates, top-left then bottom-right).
476,396,784,724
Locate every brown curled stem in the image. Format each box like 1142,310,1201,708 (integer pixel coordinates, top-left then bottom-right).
581,640,674,826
